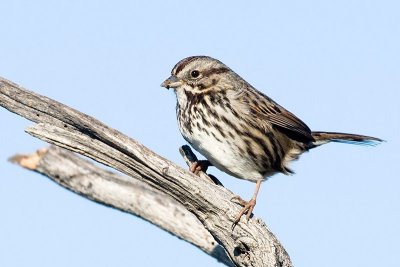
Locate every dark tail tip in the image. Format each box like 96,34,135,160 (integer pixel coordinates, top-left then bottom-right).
311,131,384,147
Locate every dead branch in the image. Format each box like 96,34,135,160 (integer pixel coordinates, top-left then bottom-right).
0,77,292,267
9,146,233,266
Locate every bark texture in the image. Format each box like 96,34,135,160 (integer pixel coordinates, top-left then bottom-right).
0,77,292,267
9,146,233,266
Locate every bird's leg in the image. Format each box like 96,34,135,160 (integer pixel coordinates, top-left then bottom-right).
190,160,212,175
231,180,262,227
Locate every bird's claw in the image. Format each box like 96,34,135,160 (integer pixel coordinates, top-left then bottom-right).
190,160,211,175
231,195,248,206
231,197,257,230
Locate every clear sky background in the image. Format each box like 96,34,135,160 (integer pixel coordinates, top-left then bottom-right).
0,1,398,266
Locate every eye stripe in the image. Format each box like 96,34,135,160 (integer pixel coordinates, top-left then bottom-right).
202,67,229,76
174,57,195,74
173,56,202,75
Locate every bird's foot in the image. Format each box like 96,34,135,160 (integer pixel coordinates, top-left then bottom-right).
190,160,212,175
231,196,257,229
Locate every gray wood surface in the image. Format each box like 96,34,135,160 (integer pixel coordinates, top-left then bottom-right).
1,77,292,267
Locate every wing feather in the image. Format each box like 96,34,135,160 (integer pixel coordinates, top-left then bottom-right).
234,86,314,143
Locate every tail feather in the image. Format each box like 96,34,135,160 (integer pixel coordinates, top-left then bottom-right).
311,131,383,147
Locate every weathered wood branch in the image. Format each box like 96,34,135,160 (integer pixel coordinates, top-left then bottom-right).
0,77,292,267
9,146,233,266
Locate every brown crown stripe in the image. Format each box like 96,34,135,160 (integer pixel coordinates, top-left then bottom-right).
173,56,211,75
173,56,229,77
174,56,198,75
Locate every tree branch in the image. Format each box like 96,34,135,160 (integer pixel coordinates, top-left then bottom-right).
9,146,234,266
0,76,292,267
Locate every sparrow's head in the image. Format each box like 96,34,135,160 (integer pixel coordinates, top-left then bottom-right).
161,56,238,94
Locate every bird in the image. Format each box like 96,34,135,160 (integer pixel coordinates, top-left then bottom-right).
161,55,382,226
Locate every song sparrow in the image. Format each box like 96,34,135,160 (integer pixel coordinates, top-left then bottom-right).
161,56,382,226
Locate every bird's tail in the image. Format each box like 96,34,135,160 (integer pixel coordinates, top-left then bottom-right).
310,131,383,147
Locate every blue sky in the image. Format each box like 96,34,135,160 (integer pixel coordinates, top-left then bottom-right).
0,1,399,266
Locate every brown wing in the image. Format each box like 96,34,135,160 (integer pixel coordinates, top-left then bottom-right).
236,87,314,143
263,102,313,143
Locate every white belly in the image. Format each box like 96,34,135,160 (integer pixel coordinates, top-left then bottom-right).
183,126,264,182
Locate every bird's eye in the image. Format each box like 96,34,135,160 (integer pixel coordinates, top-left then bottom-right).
191,70,200,78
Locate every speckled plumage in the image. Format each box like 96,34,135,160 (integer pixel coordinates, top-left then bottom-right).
161,56,382,224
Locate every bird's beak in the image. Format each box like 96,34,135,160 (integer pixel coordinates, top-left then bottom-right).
161,75,182,89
